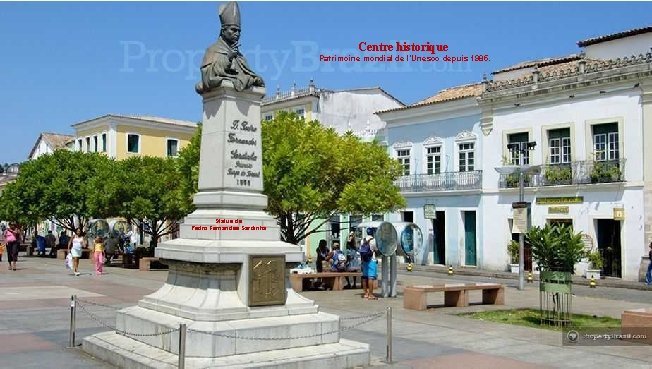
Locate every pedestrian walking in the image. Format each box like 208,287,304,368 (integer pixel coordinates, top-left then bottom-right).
68,229,87,276
646,242,652,286
4,223,20,271
93,234,105,275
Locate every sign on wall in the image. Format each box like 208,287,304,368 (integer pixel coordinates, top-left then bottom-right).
548,206,570,214
536,197,583,205
613,208,625,221
423,204,437,219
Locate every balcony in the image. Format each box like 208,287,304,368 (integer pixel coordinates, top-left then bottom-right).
396,171,482,192
498,159,625,188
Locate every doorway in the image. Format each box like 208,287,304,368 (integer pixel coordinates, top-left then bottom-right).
432,211,446,264
596,219,622,278
463,211,477,266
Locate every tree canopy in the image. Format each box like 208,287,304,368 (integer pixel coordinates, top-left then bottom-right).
116,156,189,248
0,150,115,234
0,150,189,247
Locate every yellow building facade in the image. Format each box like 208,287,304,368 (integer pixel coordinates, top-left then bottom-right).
71,114,197,160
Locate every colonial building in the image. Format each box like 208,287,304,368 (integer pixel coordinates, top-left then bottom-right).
262,81,403,141
377,84,484,266
28,132,74,160
481,26,652,281
377,25,652,281
71,114,197,160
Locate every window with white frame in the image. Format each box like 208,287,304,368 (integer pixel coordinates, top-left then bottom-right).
508,132,529,165
458,142,474,172
396,149,410,175
295,108,305,118
167,139,179,157
592,123,619,161
548,128,571,164
85,137,91,153
101,133,107,152
93,136,98,152
264,114,273,121
127,134,140,153
425,146,441,175
77,139,82,151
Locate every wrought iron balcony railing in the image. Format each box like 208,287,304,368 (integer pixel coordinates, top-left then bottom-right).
498,159,625,188
396,171,482,192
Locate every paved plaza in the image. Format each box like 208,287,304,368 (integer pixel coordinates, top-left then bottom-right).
0,255,650,369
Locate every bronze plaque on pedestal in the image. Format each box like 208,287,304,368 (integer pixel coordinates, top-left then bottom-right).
248,255,286,307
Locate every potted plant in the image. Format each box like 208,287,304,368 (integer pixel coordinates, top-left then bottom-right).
507,240,520,273
544,164,572,185
585,250,603,280
505,173,531,188
590,161,622,183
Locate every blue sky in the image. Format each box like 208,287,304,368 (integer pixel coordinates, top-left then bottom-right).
1,1,651,164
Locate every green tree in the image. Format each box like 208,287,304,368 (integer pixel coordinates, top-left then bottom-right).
526,224,585,273
0,150,114,234
117,156,189,249
178,112,405,244
176,123,202,213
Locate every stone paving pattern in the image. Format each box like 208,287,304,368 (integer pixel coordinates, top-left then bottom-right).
0,255,650,369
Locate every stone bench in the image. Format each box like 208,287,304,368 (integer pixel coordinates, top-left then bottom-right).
621,308,652,345
289,271,365,292
56,248,91,260
403,283,505,311
138,257,168,271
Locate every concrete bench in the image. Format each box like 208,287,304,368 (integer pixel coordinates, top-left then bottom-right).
403,283,505,311
621,308,652,345
56,249,91,260
290,272,364,292
139,257,167,271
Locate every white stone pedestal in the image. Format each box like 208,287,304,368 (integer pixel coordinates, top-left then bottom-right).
82,82,370,368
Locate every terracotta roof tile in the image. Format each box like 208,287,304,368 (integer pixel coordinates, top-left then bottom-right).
492,55,580,74
377,83,482,114
415,83,483,105
578,25,652,47
41,133,74,149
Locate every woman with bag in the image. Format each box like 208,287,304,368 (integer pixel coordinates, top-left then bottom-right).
4,223,20,271
360,228,378,300
67,229,87,276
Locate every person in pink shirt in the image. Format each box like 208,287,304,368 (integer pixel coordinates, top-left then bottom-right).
4,223,20,271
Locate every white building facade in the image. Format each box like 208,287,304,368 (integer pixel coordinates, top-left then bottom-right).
378,84,485,268
378,26,652,281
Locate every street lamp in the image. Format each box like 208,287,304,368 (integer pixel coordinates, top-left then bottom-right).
496,141,538,291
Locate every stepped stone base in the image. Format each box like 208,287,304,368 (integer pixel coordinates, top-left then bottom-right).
84,331,370,369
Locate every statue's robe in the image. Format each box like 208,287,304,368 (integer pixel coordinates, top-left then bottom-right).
196,37,264,93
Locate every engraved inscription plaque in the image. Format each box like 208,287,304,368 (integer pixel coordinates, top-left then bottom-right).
248,255,286,306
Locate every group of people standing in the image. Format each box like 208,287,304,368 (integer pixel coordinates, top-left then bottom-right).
315,229,379,299
0,224,106,277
